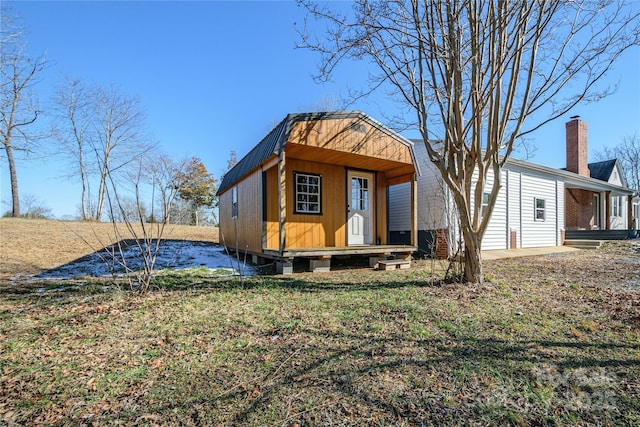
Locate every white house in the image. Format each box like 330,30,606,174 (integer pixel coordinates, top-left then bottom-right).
389,118,637,256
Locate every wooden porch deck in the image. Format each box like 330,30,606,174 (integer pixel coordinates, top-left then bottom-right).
263,244,417,259
261,244,417,274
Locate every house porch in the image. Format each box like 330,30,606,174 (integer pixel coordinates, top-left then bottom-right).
565,187,634,232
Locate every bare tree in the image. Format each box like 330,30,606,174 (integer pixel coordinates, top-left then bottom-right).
51,77,93,220
145,151,182,224
102,155,182,292
52,81,153,221
596,133,640,193
17,193,51,219
0,7,47,217
90,85,154,221
300,0,640,283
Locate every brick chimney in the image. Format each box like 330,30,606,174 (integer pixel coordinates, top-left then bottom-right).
566,117,590,177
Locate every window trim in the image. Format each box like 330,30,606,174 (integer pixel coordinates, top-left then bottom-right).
294,172,322,215
612,196,623,218
481,192,490,218
231,186,238,219
534,197,546,222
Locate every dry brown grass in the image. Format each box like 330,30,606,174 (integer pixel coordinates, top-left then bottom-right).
0,218,218,283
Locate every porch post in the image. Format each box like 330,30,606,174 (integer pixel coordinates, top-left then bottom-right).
278,153,286,255
628,195,634,230
605,191,611,230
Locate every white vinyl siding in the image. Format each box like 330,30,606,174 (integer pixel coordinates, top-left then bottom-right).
608,164,624,186
388,144,454,233
389,143,567,252
480,169,508,250
535,198,546,221
609,195,626,229
477,167,564,249
507,170,522,248
520,174,559,248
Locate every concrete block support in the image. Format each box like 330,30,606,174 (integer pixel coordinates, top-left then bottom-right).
309,258,331,273
276,261,293,275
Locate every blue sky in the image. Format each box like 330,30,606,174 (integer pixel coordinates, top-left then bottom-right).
2,0,639,219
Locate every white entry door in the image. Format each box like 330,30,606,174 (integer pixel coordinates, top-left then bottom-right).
347,170,374,246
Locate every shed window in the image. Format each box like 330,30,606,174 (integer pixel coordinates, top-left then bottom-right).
295,173,322,214
231,186,238,219
535,198,546,221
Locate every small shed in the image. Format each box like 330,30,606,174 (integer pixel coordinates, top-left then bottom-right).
217,111,420,273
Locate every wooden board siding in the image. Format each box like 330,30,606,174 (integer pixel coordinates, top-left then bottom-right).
286,118,415,180
220,114,420,256
218,170,263,254
264,165,279,250
284,158,347,249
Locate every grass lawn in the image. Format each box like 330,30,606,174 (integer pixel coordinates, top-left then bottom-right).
1,219,639,425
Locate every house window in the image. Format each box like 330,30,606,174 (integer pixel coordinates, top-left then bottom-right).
612,196,623,217
535,198,546,221
295,172,322,214
231,186,238,219
481,192,490,218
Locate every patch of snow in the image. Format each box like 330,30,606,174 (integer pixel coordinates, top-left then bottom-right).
32,240,257,280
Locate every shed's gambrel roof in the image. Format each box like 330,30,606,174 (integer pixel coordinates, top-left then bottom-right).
218,111,419,194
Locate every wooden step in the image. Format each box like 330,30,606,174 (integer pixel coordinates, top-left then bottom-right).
377,259,411,270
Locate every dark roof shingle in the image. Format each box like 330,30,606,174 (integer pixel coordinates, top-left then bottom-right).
588,159,617,182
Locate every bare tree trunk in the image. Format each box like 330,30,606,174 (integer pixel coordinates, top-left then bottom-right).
462,232,483,284
80,160,89,220
0,36,45,217
96,164,108,221
5,136,20,217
